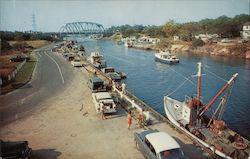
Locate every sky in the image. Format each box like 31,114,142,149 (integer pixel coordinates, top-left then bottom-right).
0,0,249,32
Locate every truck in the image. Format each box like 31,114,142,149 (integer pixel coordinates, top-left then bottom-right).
92,92,117,114
87,76,105,92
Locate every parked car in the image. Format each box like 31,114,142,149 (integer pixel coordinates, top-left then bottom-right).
92,91,117,114
0,140,32,159
238,39,248,43
10,55,30,62
221,38,232,43
134,130,186,159
71,58,82,67
62,53,75,61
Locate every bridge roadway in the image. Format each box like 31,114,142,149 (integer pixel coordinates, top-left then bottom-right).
0,42,207,158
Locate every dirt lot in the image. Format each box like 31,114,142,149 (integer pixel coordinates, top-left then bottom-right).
8,40,50,49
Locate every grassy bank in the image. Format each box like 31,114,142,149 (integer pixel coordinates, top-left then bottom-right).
12,60,36,88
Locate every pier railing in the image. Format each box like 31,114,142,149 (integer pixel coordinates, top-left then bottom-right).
112,83,167,124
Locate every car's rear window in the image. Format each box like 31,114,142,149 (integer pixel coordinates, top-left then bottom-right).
159,148,184,159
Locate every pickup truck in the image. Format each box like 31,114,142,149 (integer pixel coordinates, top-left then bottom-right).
92,92,117,114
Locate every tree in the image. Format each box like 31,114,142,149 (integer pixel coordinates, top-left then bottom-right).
22,33,31,40
1,38,12,51
192,38,205,48
162,20,180,37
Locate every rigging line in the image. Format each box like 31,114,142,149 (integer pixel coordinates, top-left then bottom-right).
165,77,190,97
152,99,164,108
168,67,195,86
203,67,228,83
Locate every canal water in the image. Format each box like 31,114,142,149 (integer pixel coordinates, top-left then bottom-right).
80,40,250,140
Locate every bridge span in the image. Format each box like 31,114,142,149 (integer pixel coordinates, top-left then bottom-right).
59,22,104,37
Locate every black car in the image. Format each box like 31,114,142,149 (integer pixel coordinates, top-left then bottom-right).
0,140,32,159
10,55,30,62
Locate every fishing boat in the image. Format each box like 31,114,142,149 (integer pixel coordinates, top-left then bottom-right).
155,50,179,64
164,62,250,159
88,51,107,69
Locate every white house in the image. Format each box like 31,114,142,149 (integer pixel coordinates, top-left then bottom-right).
173,36,180,41
195,34,219,43
138,36,160,44
241,22,250,39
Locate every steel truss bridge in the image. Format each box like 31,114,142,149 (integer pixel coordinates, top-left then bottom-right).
59,22,105,37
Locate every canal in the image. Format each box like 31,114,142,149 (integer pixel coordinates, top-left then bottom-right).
80,39,250,140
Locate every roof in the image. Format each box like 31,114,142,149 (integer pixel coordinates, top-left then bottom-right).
91,77,103,83
94,92,112,100
146,132,180,153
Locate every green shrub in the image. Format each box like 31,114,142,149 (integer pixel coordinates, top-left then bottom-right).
1,39,12,51
192,38,205,47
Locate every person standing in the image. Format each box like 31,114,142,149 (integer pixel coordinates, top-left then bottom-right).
138,109,145,127
127,111,132,130
101,102,106,120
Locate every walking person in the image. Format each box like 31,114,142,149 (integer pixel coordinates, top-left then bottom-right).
127,111,132,130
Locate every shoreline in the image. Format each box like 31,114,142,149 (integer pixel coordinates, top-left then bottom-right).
110,38,250,59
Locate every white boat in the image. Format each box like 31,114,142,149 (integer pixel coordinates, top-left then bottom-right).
88,51,107,69
164,62,250,159
155,51,179,64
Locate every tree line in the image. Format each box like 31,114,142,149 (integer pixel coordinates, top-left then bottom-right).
0,31,58,51
105,14,250,40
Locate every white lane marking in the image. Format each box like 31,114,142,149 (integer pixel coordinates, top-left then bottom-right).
37,52,41,57
44,52,65,84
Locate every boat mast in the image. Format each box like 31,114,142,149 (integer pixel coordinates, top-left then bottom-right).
197,62,202,110
199,73,238,116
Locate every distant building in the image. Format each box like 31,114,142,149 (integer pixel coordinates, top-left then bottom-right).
241,22,250,39
138,36,160,44
195,34,219,43
173,36,179,41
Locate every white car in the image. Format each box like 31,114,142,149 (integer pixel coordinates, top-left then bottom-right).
134,130,186,159
71,58,82,67
92,92,117,114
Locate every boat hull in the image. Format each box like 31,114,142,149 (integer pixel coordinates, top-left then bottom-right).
163,96,250,159
155,55,179,64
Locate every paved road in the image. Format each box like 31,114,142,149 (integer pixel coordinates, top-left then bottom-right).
0,43,74,126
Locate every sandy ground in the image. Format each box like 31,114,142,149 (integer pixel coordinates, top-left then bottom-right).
0,63,144,159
